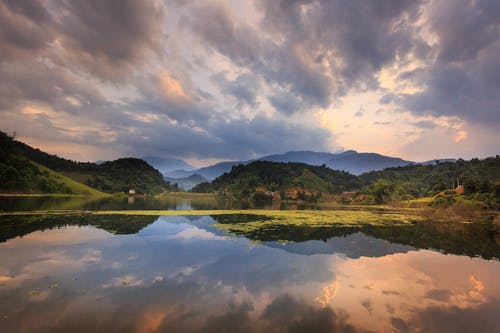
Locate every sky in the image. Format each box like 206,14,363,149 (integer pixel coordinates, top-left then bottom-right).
0,0,499,167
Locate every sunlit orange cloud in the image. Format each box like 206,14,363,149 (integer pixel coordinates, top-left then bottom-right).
0,275,12,283
6,227,109,246
137,309,169,333
315,278,339,307
470,275,484,292
315,110,336,132
466,275,486,302
18,136,117,162
454,130,468,142
21,106,57,117
377,58,425,95
324,250,499,332
159,71,190,101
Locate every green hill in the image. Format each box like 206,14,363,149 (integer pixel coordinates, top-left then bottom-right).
192,161,361,201
32,162,106,195
0,131,170,195
359,157,500,197
0,153,105,195
77,158,169,194
191,158,500,207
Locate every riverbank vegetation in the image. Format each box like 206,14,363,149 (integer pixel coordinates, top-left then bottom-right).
191,157,500,213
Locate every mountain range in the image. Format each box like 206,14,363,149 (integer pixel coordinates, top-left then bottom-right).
165,174,208,191
146,150,456,190
142,156,195,174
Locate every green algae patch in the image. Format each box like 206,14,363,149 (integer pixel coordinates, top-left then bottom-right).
92,209,423,225
90,209,424,241
0,208,428,244
209,210,423,240
91,209,419,221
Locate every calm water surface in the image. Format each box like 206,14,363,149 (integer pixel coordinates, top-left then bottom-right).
0,214,499,332
0,196,231,211
0,195,331,212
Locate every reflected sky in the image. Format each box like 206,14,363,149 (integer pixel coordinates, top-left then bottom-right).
0,216,499,332
0,195,343,212
0,195,232,212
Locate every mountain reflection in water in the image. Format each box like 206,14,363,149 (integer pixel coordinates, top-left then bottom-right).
0,214,498,332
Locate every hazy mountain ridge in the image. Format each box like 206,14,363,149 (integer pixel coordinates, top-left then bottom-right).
191,161,244,180
166,173,208,191
142,156,195,174
163,150,459,189
165,169,198,178
255,150,350,165
326,152,411,175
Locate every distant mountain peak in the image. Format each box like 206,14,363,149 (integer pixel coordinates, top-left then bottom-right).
157,149,458,183
142,156,195,175
339,150,358,155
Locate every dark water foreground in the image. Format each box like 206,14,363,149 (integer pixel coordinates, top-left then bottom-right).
0,214,499,332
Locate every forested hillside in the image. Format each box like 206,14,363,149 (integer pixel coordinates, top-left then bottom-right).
192,157,500,207
359,157,500,204
192,161,361,201
0,132,170,194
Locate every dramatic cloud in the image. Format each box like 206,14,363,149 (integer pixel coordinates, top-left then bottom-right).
396,0,500,127
0,0,498,164
110,115,331,160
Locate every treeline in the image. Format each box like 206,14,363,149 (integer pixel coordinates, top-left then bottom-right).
1,132,74,193
192,161,361,200
0,131,171,194
192,157,500,208
360,157,500,206
0,154,73,194
77,158,171,194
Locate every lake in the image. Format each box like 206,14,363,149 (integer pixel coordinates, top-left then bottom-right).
0,195,233,212
0,195,330,212
0,214,499,332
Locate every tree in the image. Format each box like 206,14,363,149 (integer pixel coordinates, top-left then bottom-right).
370,179,393,204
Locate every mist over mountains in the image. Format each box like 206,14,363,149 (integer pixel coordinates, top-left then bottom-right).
142,156,195,175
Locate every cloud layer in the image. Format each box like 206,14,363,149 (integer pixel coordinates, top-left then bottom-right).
0,0,498,163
